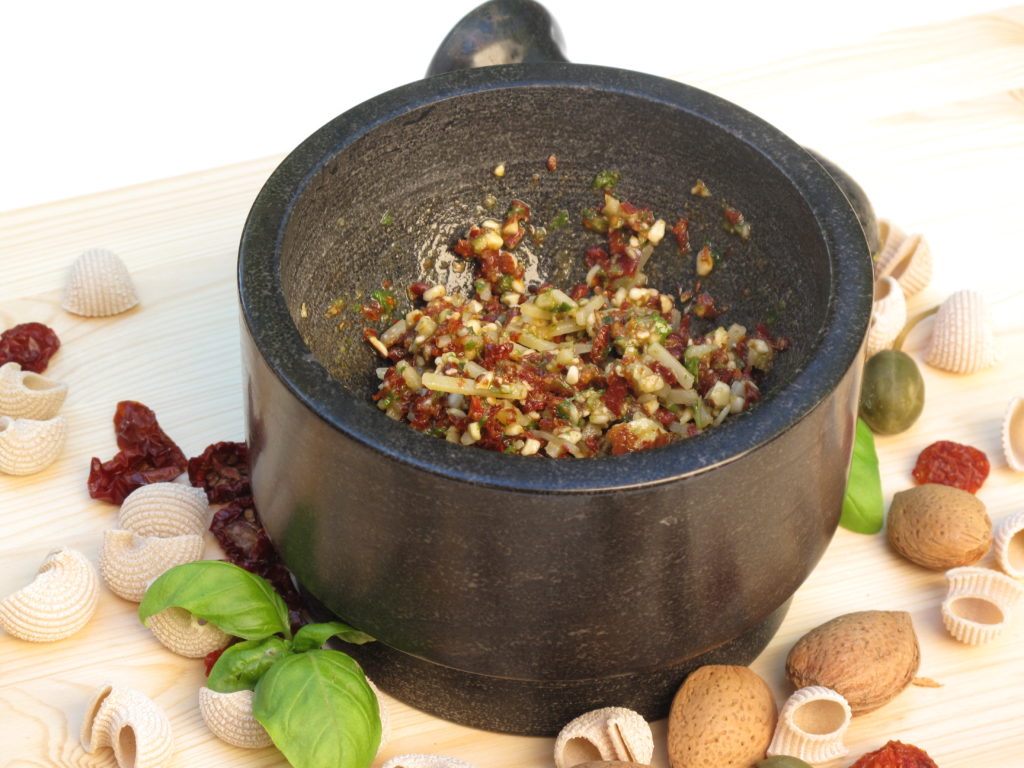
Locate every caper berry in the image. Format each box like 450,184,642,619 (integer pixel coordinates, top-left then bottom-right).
859,349,925,434
757,757,815,768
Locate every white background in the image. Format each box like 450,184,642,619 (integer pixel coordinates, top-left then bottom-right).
0,0,1001,212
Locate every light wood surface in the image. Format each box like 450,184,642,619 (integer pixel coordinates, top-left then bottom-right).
2,7,1023,767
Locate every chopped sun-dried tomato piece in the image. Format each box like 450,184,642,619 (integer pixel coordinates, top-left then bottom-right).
0,322,61,373
188,441,251,503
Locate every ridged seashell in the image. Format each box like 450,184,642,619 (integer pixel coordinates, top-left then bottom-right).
865,276,907,358
118,482,211,538
941,566,1024,645
766,686,852,764
0,362,68,420
366,677,391,753
1002,395,1024,473
875,221,932,297
81,683,174,768
553,707,654,768
994,509,1024,578
62,248,139,317
198,687,273,749
0,547,99,642
99,529,204,602
147,606,231,658
0,414,67,475
381,756,480,768
925,290,997,374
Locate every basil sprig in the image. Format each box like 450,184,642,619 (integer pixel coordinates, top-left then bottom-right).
839,417,885,534
140,561,380,768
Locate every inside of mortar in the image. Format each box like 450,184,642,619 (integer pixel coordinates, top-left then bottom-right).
279,86,833,410
793,698,849,735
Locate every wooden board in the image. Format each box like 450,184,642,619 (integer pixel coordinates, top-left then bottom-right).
2,7,1023,767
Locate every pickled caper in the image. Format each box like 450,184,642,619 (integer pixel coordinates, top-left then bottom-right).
859,349,925,434
757,757,814,768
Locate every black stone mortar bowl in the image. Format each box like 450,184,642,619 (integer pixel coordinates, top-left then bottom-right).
238,0,875,736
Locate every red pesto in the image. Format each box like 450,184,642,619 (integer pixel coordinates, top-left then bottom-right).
367,186,785,457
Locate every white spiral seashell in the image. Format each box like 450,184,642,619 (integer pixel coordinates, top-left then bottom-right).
925,290,998,374
865,277,907,358
1001,395,1024,473
0,362,68,420
147,606,231,658
118,482,211,538
766,685,852,763
198,687,273,749
0,414,67,475
941,566,1024,645
553,706,654,768
381,756,480,768
0,547,99,643
81,683,174,768
99,529,205,602
875,221,932,297
62,248,140,317
994,509,1024,579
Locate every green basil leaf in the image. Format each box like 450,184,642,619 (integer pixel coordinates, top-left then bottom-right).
253,649,381,768
207,636,292,693
840,418,885,534
292,621,375,654
138,560,291,640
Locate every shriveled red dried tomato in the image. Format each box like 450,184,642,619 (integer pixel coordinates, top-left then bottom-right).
210,496,305,630
87,401,188,504
0,322,61,373
849,740,939,768
912,439,990,494
188,441,251,503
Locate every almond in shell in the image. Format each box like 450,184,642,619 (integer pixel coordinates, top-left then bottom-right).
667,664,777,768
785,611,919,716
887,484,991,569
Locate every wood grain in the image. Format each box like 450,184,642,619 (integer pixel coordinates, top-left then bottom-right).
2,7,1023,767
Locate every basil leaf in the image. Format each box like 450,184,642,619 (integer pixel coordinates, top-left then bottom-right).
139,560,291,640
839,418,884,534
207,636,292,693
292,621,375,654
253,649,381,768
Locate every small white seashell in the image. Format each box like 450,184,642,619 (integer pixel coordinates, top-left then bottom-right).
0,414,67,475
925,290,998,374
0,547,99,643
994,509,1024,578
865,277,907,358
146,606,231,658
941,566,1024,645
198,687,273,749
0,362,68,420
875,222,932,298
62,248,140,317
81,683,174,768
366,677,391,753
1001,396,1024,473
380,756,480,768
766,685,852,764
118,482,211,538
99,529,205,602
553,706,654,768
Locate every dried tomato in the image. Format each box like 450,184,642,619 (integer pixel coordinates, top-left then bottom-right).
0,322,61,373
849,740,939,768
87,401,188,504
210,496,305,631
188,441,251,503
912,439,990,493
